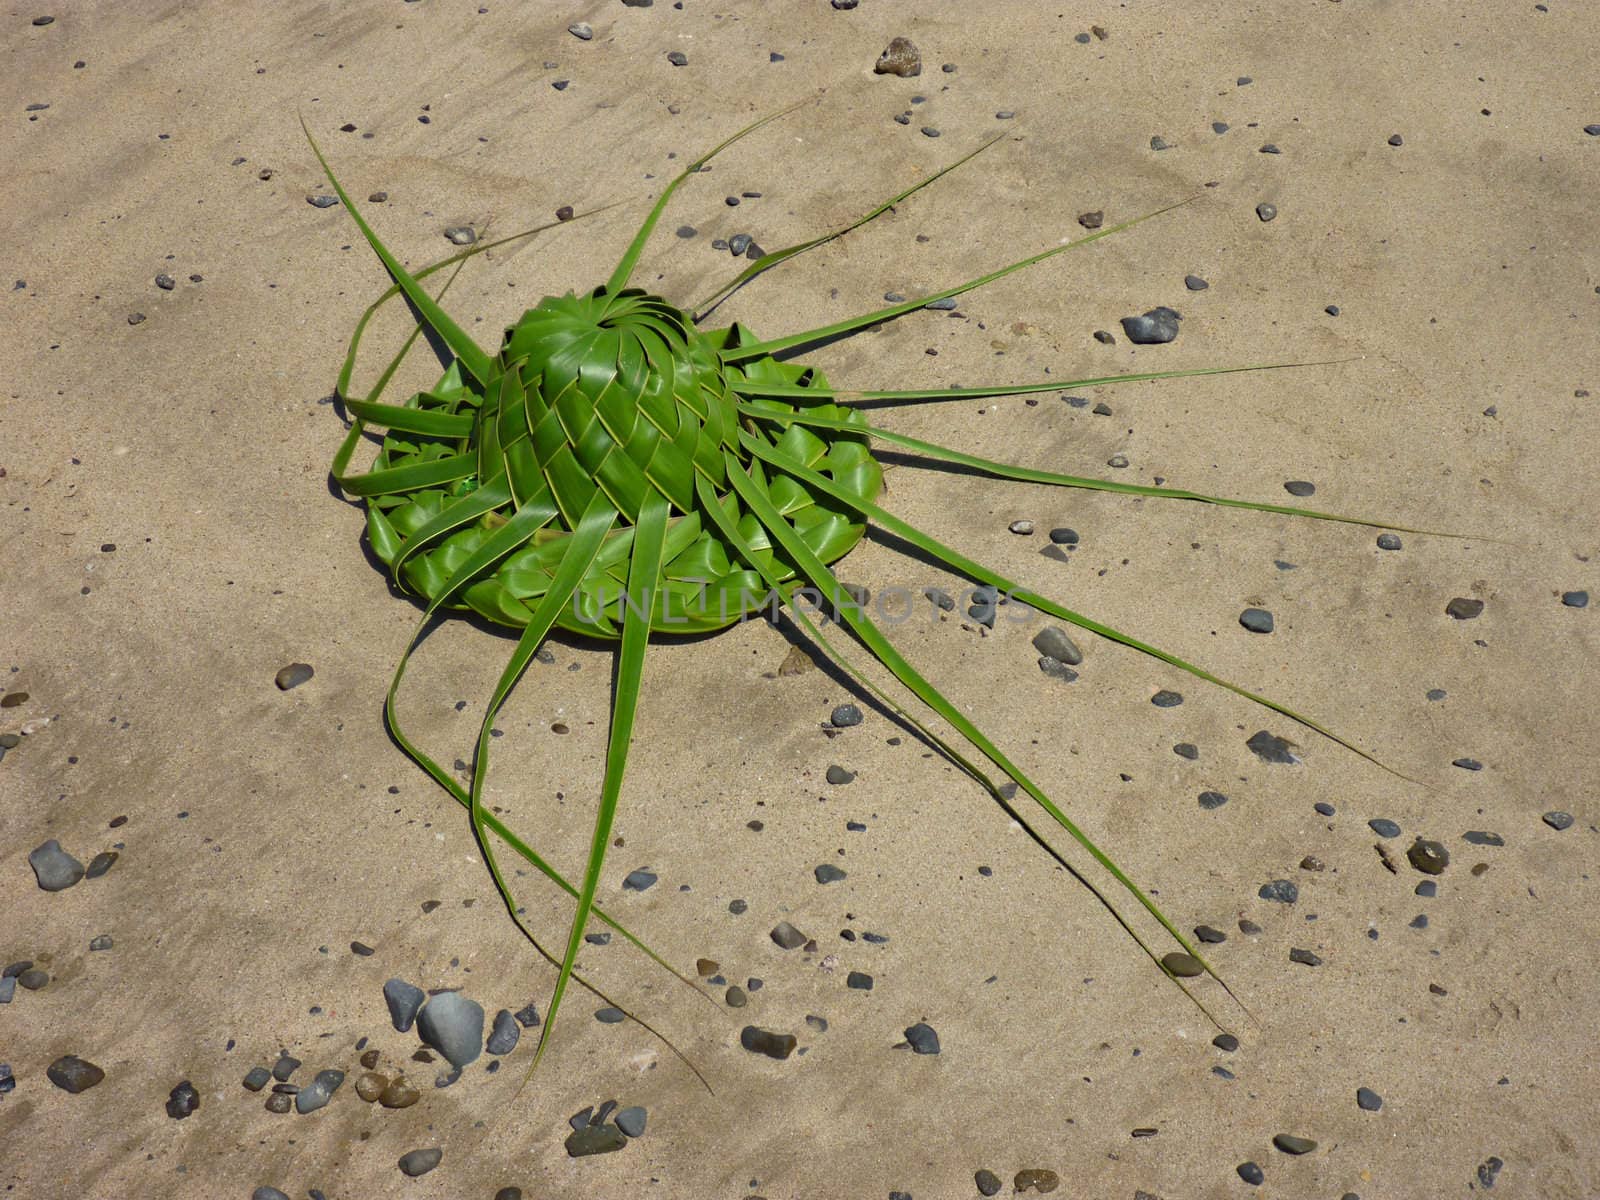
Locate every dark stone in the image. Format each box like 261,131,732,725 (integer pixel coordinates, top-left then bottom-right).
1543,811,1574,831
814,863,847,884
1198,791,1228,810
1463,830,1504,846
1407,838,1450,875
1369,818,1402,838
398,1148,443,1176
1237,1162,1265,1184
1239,607,1275,633
616,1105,647,1137
739,1026,797,1060
47,1055,104,1093
771,921,808,949
904,1022,940,1054
975,1168,1002,1196
166,1080,200,1118
1273,1133,1317,1155
1445,597,1484,620
1259,879,1298,904
1289,948,1323,966
1120,307,1181,344
1356,1086,1383,1111
1246,730,1300,764
275,662,314,689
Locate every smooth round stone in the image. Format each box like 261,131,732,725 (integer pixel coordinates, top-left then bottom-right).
975,1168,1002,1196
383,978,426,1033
1314,801,1336,816
1194,925,1226,943
494,1190,523,1200
1562,590,1589,608
17,968,48,990
296,1069,345,1114
1369,818,1402,838
1213,1033,1240,1051
417,991,484,1067
725,985,748,1007
1283,480,1316,497
1415,880,1437,897
1174,742,1199,760
595,1007,626,1024
1032,626,1083,665
253,1190,291,1200
770,921,807,949
615,1105,647,1137
845,971,873,991
568,21,593,38
1259,879,1298,903
825,764,855,785
1356,1086,1383,1111
1048,527,1080,545
1377,533,1403,550
242,1066,272,1092
398,1148,442,1177
1151,690,1183,707
46,1055,104,1093
1256,202,1277,221
1239,607,1275,633
1009,519,1035,534
829,703,863,728
1237,1162,1265,1184
274,662,314,690
264,1092,292,1114
379,1077,420,1108
904,1022,941,1054
1407,838,1450,875
486,1009,521,1055
29,839,84,891
355,1071,388,1102
1014,1168,1060,1193
1543,811,1575,831
565,1124,627,1157
1273,1133,1318,1155
1161,952,1204,977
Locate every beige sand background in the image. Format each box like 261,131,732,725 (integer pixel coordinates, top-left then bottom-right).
5,2,1598,1197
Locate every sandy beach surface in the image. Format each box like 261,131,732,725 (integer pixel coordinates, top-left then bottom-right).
5,2,1599,1197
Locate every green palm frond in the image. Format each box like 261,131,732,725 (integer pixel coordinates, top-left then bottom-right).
306,100,1439,1085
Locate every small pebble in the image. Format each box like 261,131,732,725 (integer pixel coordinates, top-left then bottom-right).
1184,274,1209,290
275,662,313,690
272,1053,300,1081
1284,479,1316,497
1479,1157,1504,1188
1388,133,1404,146
1289,948,1323,967
89,934,113,951
1195,925,1227,943
379,1077,420,1108
1561,590,1589,608
444,226,477,246
740,1026,797,1060
826,764,855,785
814,863,847,884
1356,1086,1383,1111
1273,1133,1318,1155
1256,202,1277,222
1543,811,1574,831
1445,597,1484,620
975,1168,1003,1196
46,1055,104,1093
1259,879,1298,903
830,703,863,728
29,839,84,891
1463,830,1504,846
665,51,687,67
1013,1168,1060,1194
1151,690,1183,707
1120,306,1181,344
1150,135,1171,151
383,978,426,1032
243,1066,272,1092
1239,608,1274,633
623,868,657,891
874,36,921,77
417,991,485,1067
1032,626,1083,665
1245,730,1300,764
398,1148,442,1177
616,1105,647,1137
1369,818,1402,838
725,985,747,1007
486,1009,521,1055
1453,757,1483,771
1198,791,1228,810
1237,1162,1265,1185
903,1022,940,1054
165,1080,200,1119
771,921,808,949
296,1069,345,1114
307,195,338,208
846,971,873,991
355,1071,387,1102
1048,527,1079,546
1214,1033,1240,1051
568,21,593,39
1009,519,1034,535
1162,952,1204,977
252,1190,290,1200
595,1007,626,1024
155,273,175,291
1377,533,1403,550
1407,838,1450,875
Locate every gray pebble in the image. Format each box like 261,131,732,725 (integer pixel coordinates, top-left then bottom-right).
1245,730,1300,764
29,839,84,891
1356,1086,1383,1111
89,934,113,951
830,703,863,727
846,971,873,990
1214,1033,1240,1051
1048,527,1079,545
46,1055,104,1093
513,1001,541,1027
274,662,313,690
725,985,747,1007
1561,590,1589,608
728,232,752,256
1256,202,1277,222
904,1022,941,1054
165,1080,200,1119
666,50,687,67
1388,133,1404,146
1120,306,1181,344
1284,479,1316,496
487,1009,521,1055
1009,519,1034,535
675,224,697,238
398,1148,442,1177
1184,274,1209,290
975,1168,1003,1196
1478,1157,1504,1188
623,868,657,891
1173,742,1199,760
155,273,175,290
1198,791,1228,810
814,863,847,884
595,1006,626,1024
1543,811,1574,831
1463,829,1504,846
1151,690,1183,707
85,851,117,879
569,21,593,39
295,1069,345,1114
444,226,477,246
1213,121,1230,134
1369,818,1402,838
616,1105,647,1137
1150,135,1172,151
1239,608,1274,633
383,978,426,1033
1260,143,1281,154
1289,947,1323,966
1446,597,1484,620
925,297,958,311
1377,533,1403,550
272,1053,300,1081
1032,626,1083,665
1585,125,1600,136
1452,757,1483,771
307,195,338,208
253,1190,291,1200
1037,656,1078,682
1259,879,1298,903
1237,1162,1264,1185
740,1026,797,1059
1195,925,1227,943
417,991,484,1067
1273,1133,1317,1155
17,968,47,990
243,1066,271,1091
826,764,855,785
771,921,808,949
